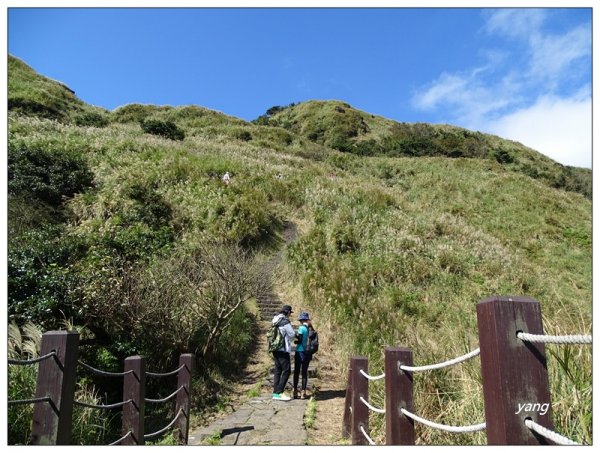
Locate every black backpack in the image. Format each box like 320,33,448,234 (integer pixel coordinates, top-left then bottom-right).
306,328,319,354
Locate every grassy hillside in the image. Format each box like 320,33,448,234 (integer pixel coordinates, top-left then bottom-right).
7,55,592,445
256,100,591,199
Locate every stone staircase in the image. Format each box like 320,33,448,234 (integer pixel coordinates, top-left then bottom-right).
256,291,284,321
258,288,319,386
187,221,318,445
257,288,318,384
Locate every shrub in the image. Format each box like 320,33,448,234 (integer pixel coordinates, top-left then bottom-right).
8,225,85,330
494,149,514,164
74,111,109,128
8,141,95,207
140,118,185,141
233,129,252,141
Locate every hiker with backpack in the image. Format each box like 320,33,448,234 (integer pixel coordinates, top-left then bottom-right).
268,304,296,401
293,312,318,400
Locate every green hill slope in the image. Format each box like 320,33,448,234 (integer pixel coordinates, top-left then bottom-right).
256,100,591,199
7,55,591,445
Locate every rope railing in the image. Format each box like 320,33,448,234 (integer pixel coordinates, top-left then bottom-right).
8,351,57,366
517,332,592,345
74,398,133,410
399,348,480,372
143,407,185,440
145,386,185,404
109,430,133,446
359,396,385,414
524,419,580,446
359,369,385,381
7,330,195,446
8,396,52,406
342,297,591,446
147,364,187,378
400,408,486,433
359,425,376,446
77,360,135,377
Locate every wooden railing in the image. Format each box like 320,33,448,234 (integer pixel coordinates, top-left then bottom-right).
8,330,193,445
342,295,591,445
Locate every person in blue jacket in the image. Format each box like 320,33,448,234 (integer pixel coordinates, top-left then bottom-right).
293,311,314,399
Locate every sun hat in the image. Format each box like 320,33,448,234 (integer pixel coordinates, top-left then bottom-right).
298,312,310,321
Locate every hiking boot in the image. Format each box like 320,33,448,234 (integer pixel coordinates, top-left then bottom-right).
293,390,299,399
274,392,292,401
301,391,308,400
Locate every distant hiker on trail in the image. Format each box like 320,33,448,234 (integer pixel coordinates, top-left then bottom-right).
293,312,318,399
222,171,231,185
270,305,296,401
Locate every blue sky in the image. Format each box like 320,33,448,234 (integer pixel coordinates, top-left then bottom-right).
6,5,593,167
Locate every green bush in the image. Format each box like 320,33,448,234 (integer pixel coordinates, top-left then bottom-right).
8,225,85,330
233,129,252,141
140,118,185,141
8,141,95,207
7,364,37,444
74,111,109,128
494,149,514,164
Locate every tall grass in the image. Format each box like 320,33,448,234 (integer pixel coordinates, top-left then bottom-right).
286,156,591,445
8,57,591,445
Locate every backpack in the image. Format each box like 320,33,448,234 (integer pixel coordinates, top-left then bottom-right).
267,318,288,352
306,328,319,354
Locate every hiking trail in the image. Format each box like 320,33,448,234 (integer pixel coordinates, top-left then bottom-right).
188,222,313,445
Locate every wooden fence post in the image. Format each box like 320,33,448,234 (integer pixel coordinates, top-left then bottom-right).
350,356,369,445
30,331,79,445
175,353,194,445
385,347,415,445
122,355,146,445
341,363,353,438
477,296,554,444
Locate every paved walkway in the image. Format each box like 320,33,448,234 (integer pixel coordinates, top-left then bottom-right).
188,221,313,445
188,394,309,445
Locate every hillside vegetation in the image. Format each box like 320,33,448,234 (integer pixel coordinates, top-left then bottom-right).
256,100,591,199
7,55,591,445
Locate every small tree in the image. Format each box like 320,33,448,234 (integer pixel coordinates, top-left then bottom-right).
106,242,271,366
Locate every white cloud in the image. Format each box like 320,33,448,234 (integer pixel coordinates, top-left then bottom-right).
484,94,591,168
411,68,518,125
411,9,591,168
483,9,546,40
528,24,591,87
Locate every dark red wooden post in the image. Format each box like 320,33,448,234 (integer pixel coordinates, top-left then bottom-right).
342,362,353,438
477,296,554,444
175,353,194,445
30,331,79,445
350,356,369,445
385,347,415,445
122,356,146,445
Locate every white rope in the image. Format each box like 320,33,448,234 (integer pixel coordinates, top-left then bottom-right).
359,369,385,381
359,425,376,446
399,348,480,372
524,419,580,445
401,408,486,433
517,332,592,345
359,396,386,414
